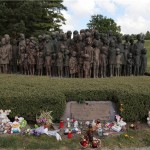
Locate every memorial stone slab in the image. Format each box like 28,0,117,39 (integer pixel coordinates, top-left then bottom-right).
61,101,117,121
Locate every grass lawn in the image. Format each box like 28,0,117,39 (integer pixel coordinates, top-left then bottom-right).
0,128,149,149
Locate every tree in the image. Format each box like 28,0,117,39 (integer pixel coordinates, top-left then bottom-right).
145,31,150,40
0,0,67,37
87,14,121,34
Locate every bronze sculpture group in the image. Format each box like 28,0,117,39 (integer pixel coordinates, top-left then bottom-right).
0,30,147,78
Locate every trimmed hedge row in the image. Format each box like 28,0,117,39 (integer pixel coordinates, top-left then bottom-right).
0,74,150,121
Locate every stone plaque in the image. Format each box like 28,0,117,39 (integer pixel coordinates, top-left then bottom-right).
61,101,117,121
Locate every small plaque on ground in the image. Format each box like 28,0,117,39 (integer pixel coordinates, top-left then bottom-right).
61,101,117,121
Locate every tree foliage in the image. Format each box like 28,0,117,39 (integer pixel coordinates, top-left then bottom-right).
145,31,150,40
87,14,121,34
0,0,67,37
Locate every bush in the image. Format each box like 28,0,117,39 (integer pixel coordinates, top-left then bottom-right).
0,74,150,122
0,75,66,121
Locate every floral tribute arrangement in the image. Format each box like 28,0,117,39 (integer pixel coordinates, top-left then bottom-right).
36,111,53,127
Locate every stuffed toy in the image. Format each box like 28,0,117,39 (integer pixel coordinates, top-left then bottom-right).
115,115,126,127
111,122,122,132
46,129,62,141
4,122,12,134
0,109,11,124
0,122,4,134
11,121,21,133
147,111,150,127
30,126,62,141
18,117,27,128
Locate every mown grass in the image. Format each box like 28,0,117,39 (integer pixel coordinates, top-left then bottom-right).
102,129,150,149
0,129,149,149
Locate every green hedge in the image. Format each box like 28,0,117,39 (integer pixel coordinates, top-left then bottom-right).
0,74,150,122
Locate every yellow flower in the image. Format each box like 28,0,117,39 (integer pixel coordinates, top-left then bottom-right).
124,134,129,138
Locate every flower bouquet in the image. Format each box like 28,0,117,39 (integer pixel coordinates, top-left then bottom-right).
36,111,53,128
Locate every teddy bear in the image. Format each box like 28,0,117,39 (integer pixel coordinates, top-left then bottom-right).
0,121,4,134
147,111,150,127
0,109,11,124
4,122,12,134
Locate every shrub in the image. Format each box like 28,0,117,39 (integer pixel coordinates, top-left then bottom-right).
0,74,150,122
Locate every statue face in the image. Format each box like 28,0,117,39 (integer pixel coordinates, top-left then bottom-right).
86,37,92,45
67,31,72,37
20,34,25,40
4,35,10,44
137,35,142,41
24,54,28,58
1,38,6,45
116,48,120,55
108,30,112,36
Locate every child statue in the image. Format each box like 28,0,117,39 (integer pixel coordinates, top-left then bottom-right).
45,51,52,76
69,51,78,78
37,51,44,76
83,54,90,78
127,53,133,76
115,48,122,76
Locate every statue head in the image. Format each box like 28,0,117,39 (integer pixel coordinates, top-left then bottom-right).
124,34,130,42
94,31,100,40
80,33,85,41
109,40,115,47
108,30,113,36
65,49,69,55
80,51,84,57
93,40,98,48
80,29,85,34
116,48,120,55
51,32,56,40
4,34,10,44
72,51,76,57
46,51,51,56
73,34,78,42
26,39,30,45
24,53,28,58
117,36,122,43
66,30,72,39
85,31,91,38
77,34,82,42
38,35,43,42
45,35,50,42
130,38,134,44
39,51,43,57
73,30,78,37
136,34,142,41
86,37,92,45
60,44,66,52
128,53,132,59
1,37,6,46
20,33,25,40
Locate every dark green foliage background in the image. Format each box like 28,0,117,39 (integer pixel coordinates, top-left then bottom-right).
0,74,150,122
0,0,66,36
